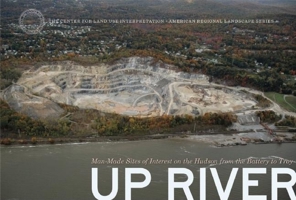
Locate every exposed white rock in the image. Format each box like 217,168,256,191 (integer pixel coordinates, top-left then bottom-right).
3,57,258,118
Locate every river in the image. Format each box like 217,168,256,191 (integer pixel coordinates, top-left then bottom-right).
1,139,295,200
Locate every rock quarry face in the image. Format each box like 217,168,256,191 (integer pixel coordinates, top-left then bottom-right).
2,84,64,119
2,57,257,119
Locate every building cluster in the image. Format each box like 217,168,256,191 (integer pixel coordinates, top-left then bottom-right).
1,23,128,60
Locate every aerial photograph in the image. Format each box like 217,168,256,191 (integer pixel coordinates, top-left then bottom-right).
1,0,296,199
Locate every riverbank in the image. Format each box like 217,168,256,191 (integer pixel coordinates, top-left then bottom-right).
184,131,296,147
0,134,177,146
1,130,295,147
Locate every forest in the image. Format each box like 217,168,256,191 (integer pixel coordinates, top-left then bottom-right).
0,99,236,140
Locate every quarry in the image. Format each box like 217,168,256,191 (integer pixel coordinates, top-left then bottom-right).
2,57,259,119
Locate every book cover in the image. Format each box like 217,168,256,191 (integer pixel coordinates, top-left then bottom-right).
1,0,295,199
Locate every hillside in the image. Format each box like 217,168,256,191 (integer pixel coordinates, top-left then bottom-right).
2,57,259,118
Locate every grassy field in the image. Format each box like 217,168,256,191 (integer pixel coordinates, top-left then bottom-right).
286,96,296,109
264,92,296,112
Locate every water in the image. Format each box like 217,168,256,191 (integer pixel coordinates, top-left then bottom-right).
1,139,295,200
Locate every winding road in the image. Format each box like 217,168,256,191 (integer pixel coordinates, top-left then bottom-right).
7,58,296,119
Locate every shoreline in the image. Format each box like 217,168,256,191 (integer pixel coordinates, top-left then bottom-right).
1,131,296,147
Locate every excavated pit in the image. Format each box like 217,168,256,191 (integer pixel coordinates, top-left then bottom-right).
2,57,259,118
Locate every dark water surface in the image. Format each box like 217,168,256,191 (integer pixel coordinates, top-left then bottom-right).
1,139,295,200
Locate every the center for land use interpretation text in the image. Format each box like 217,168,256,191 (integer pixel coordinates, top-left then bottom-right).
48,19,277,24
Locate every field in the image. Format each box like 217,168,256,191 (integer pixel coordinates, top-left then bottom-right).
264,92,296,112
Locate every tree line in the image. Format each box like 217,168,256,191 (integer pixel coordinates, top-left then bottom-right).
0,99,236,138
